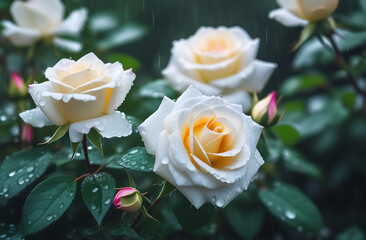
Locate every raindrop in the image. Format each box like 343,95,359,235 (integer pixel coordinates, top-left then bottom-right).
140,166,145,170
18,178,25,185
285,210,296,219
46,215,53,221
104,185,109,190
4,194,8,198
87,146,92,150
39,100,46,107
68,192,74,197
130,149,138,154
8,171,16,177
131,161,137,166
216,199,225,207
104,199,111,205
0,115,7,121
28,173,34,178
161,157,169,164
75,153,81,157
91,205,97,210
59,203,64,209
92,187,99,193
211,196,217,202
26,166,34,172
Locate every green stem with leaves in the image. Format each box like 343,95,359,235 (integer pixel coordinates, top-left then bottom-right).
131,197,163,229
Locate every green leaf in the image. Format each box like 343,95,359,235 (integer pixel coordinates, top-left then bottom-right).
336,226,365,240
107,53,141,72
98,23,148,50
157,180,175,199
40,124,70,145
87,129,103,159
271,125,300,147
21,175,77,236
138,80,178,99
89,11,119,33
340,92,357,110
115,147,155,172
0,222,21,239
280,74,327,97
282,149,322,179
99,223,140,238
259,182,323,233
225,204,264,240
170,190,215,233
0,148,52,204
81,172,116,226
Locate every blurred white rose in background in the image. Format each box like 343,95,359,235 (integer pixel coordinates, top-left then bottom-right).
162,26,277,111
2,0,87,47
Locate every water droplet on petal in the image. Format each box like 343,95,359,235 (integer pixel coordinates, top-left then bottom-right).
161,157,169,164
216,198,225,207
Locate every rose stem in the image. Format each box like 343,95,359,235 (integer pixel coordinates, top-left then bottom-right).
82,135,94,175
131,197,163,229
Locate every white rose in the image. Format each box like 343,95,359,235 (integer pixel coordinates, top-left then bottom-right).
20,52,135,143
269,0,339,27
138,86,264,208
2,0,87,47
162,26,277,112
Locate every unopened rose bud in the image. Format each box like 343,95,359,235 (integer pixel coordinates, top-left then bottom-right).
252,92,279,126
8,71,27,97
21,124,33,144
113,187,142,213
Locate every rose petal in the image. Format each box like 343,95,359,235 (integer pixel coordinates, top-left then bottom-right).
19,107,53,128
138,97,175,154
222,90,252,112
241,150,264,190
28,82,67,126
241,60,277,92
2,20,41,47
69,111,131,143
51,8,88,36
269,8,308,27
105,68,136,113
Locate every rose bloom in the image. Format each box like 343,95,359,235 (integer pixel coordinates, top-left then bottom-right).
138,86,264,208
2,0,87,47
162,26,277,111
20,52,135,143
269,0,339,27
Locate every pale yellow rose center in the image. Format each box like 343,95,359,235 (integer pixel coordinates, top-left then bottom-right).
294,0,339,22
51,60,114,123
182,116,235,171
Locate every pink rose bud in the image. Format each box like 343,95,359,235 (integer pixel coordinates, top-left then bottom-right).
113,187,143,213
21,124,33,144
8,71,27,97
252,91,279,126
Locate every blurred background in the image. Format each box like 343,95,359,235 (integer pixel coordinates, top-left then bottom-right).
0,0,365,239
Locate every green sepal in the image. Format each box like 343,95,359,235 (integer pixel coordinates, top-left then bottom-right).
87,128,104,159
141,206,159,222
39,124,70,145
71,141,81,160
293,23,316,51
125,169,136,188
157,180,175,199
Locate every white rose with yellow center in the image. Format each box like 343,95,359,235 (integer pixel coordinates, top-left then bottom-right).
20,52,135,143
138,86,264,208
269,0,339,27
2,0,87,47
162,26,277,111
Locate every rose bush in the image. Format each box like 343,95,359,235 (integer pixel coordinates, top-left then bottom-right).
138,86,264,208
2,0,87,47
20,52,135,143
269,0,339,27
162,26,277,111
